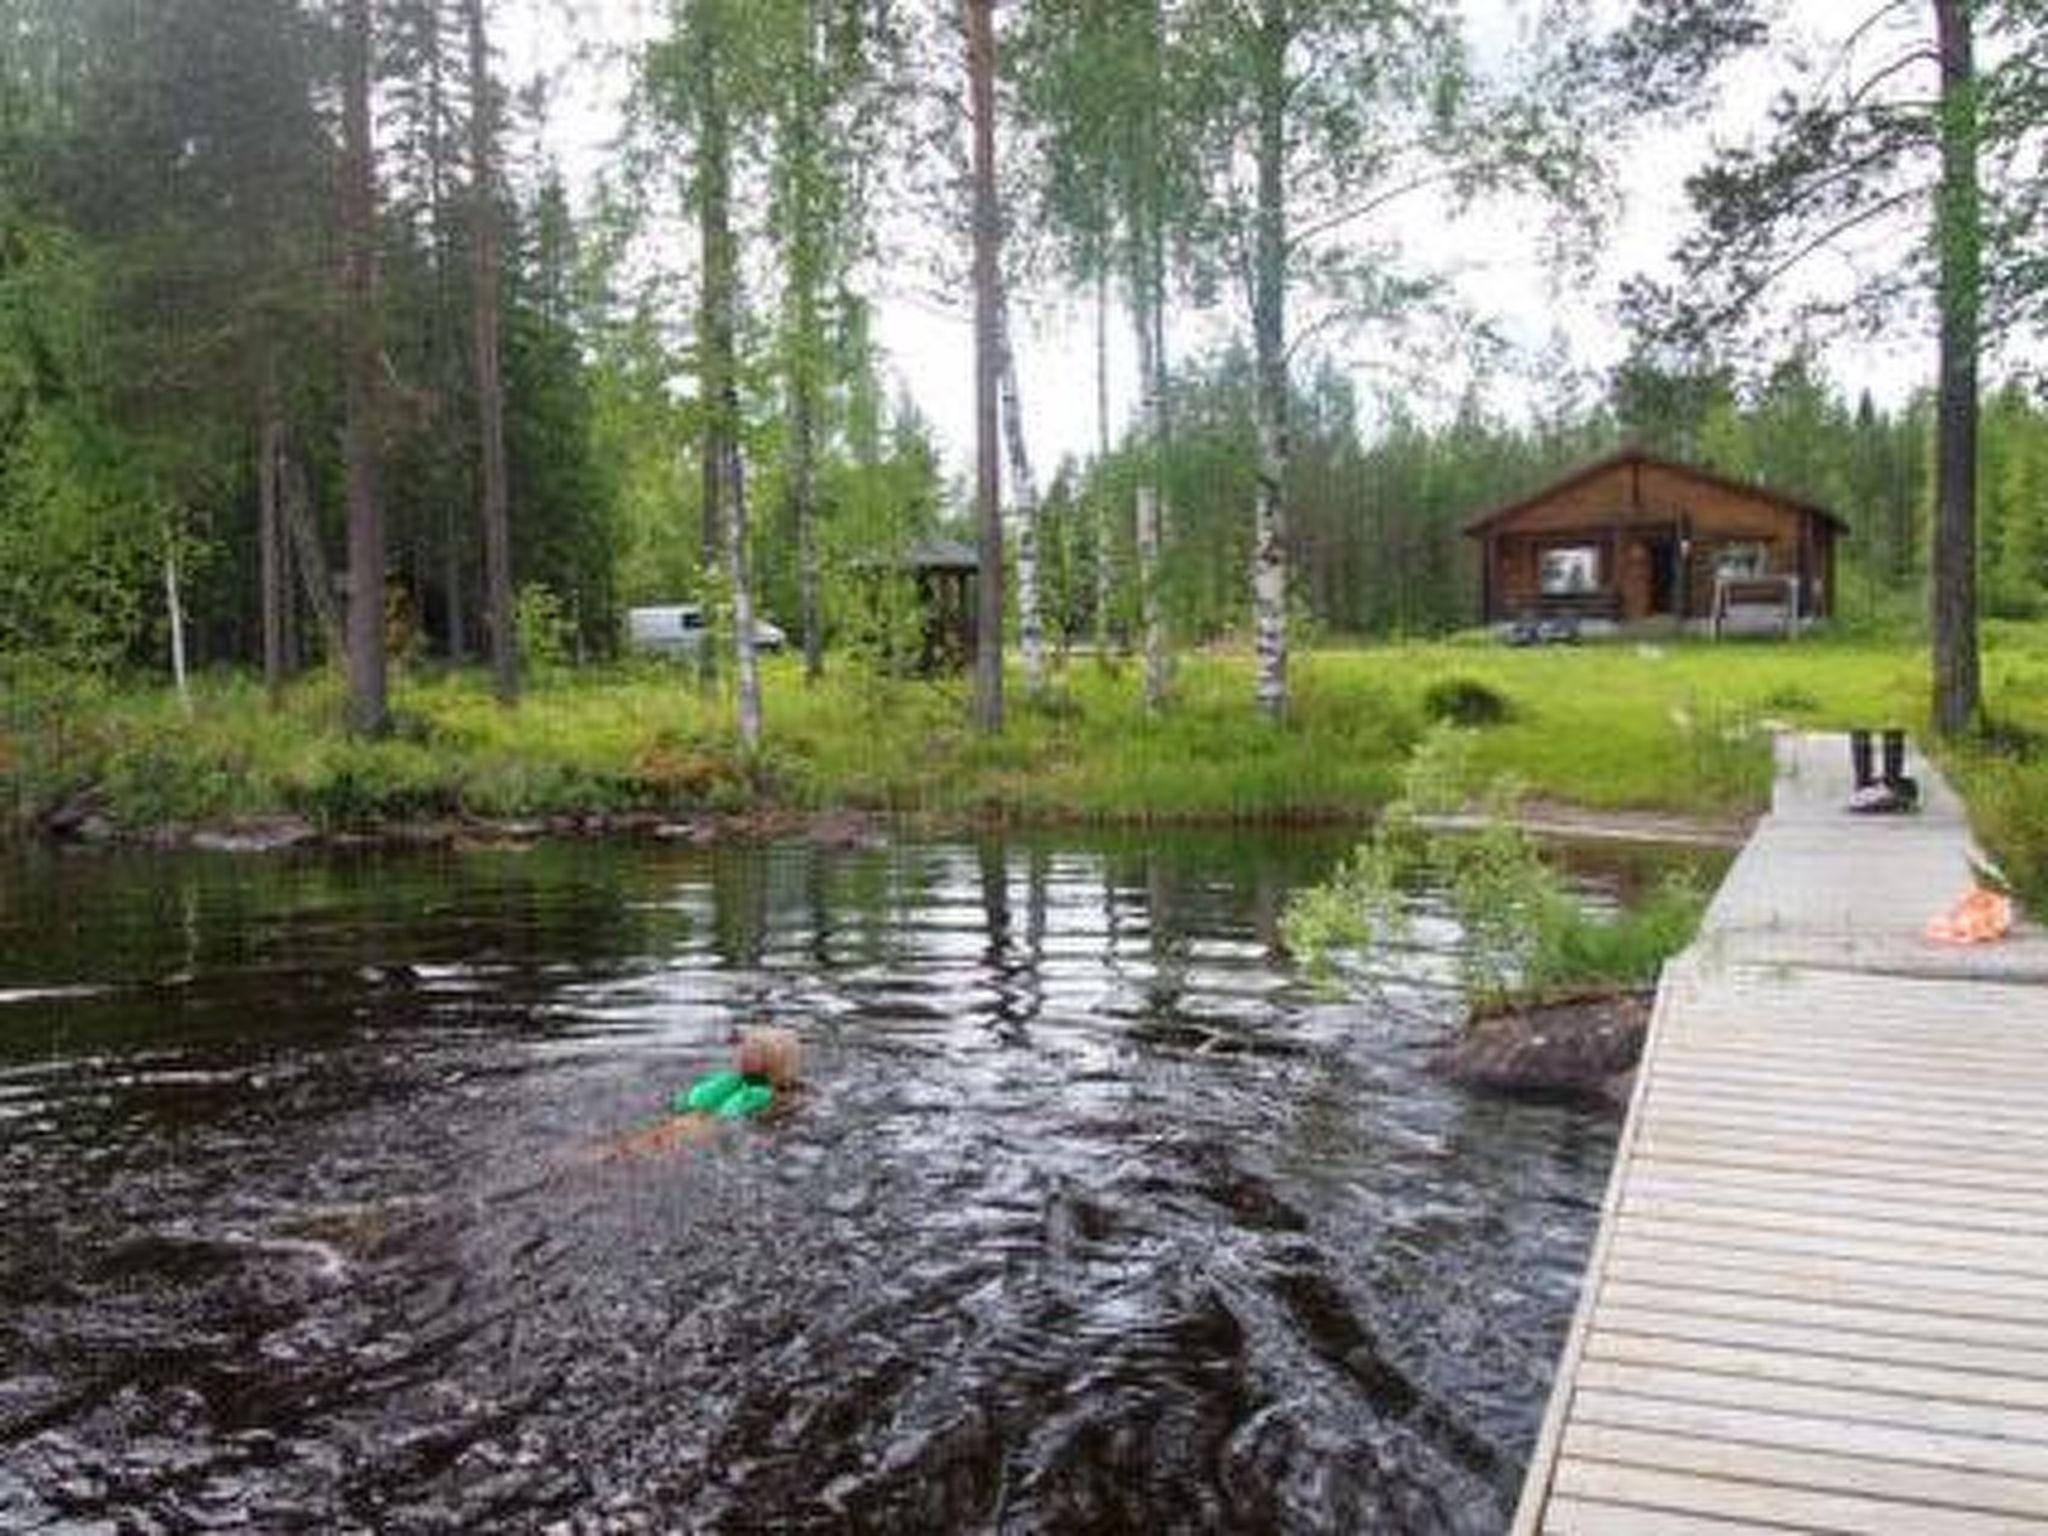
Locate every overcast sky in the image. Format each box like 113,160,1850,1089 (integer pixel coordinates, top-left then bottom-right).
499,1,1935,480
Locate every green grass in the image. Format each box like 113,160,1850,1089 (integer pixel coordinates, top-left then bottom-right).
4,625,2047,906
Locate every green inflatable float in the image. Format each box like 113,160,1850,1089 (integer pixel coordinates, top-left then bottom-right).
673,1069,775,1120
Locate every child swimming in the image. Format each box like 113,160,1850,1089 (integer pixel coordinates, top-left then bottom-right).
603,1027,803,1160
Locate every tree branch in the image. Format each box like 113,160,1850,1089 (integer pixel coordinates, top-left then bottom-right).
1286,169,1450,250
1843,45,1940,112
1712,182,1928,325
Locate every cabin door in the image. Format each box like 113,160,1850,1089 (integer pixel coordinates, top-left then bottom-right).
1644,535,1679,615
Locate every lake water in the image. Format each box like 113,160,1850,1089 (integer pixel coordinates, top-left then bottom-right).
0,831,1635,1533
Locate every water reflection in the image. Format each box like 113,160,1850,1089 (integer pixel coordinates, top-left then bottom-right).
0,831,1635,1532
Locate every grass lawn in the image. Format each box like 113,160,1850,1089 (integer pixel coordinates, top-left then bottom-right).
4,622,2045,903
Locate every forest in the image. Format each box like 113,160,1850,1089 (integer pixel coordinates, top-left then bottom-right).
1,0,2045,748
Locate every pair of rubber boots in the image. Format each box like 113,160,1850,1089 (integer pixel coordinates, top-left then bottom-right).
1847,729,1918,814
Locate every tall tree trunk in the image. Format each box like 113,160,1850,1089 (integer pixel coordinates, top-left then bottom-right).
1133,284,1169,711
341,0,387,736
1250,0,1290,721
425,0,465,663
999,309,1045,697
695,4,726,694
787,0,825,685
697,0,759,747
1932,0,1980,736
164,526,191,717
725,430,763,749
258,379,285,702
282,444,343,661
789,350,822,683
1129,0,1172,709
1093,268,1113,657
442,506,464,660
466,0,517,704
968,0,1004,733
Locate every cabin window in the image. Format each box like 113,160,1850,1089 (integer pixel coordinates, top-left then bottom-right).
1715,541,1769,579
1539,545,1602,595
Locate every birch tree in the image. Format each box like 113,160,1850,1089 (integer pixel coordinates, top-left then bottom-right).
999,306,1046,697
1179,0,1471,721
968,0,1003,733
699,1,763,746
765,0,888,686
1015,0,1188,711
646,0,765,742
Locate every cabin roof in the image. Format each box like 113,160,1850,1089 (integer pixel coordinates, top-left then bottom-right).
1460,446,1850,538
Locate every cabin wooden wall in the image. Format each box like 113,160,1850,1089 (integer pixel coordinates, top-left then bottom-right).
1477,461,1831,622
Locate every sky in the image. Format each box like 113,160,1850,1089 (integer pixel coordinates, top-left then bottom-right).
499,0,1937,479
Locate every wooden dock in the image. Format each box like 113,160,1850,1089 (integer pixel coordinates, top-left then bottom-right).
1515,733,2048,1534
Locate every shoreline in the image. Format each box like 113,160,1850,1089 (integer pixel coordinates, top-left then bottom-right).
15,800,1757,857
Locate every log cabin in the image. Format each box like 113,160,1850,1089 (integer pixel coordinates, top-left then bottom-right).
1463,447,1845,633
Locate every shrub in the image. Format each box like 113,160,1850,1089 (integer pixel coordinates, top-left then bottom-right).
1286,728,1708,1015
1756,683,1821,715
516,584,578,677
287,741,463,830
1422,675,1515,727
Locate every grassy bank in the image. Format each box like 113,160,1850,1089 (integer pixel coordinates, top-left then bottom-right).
4,625,2046,901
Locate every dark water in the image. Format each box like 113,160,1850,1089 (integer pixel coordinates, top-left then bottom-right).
0,832,1632,1534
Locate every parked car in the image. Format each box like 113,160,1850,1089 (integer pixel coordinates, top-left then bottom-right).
626,604,787,656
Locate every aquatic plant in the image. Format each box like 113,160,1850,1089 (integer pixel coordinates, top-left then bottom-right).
1285,726,1710,1015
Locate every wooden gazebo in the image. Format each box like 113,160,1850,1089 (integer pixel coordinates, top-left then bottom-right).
902,538,980,672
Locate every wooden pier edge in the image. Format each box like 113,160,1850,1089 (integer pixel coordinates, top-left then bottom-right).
1509,957,1691,1534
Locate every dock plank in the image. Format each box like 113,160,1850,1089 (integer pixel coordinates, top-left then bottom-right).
1514,734,2048,1532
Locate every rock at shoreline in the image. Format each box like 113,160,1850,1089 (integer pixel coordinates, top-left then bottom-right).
189,818,318,854
1433,992,1651,1107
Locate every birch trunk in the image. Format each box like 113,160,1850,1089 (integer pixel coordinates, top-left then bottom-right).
1931,0,1979,736
1093,269,1113,656
164,529,191,717
466,0,517,704
968,0,1004,733
694,1,726,694
1133,280,1171,711
999,311,1044,697
791,352,822,684
341,0,387,736
1249,0,1289,722
724,432,762,749
697,0,758,746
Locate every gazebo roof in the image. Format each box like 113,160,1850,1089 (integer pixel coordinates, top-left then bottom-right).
901,538,981,572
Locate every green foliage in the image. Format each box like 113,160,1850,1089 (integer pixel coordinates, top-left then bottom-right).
1286,726,1709,1012
1423,674,1515,727
514,583,577,678
287,740,465,831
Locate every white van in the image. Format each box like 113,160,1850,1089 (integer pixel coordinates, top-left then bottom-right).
625,604,709,655
625,604,787,656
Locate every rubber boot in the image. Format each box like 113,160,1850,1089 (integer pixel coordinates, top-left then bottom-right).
1849,730,1874,790
1883,729,1919,810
